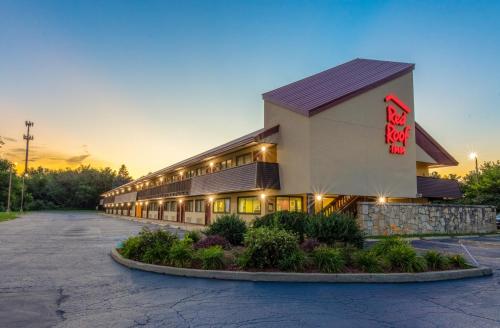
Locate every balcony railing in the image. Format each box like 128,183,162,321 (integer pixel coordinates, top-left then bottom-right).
134,162,280,200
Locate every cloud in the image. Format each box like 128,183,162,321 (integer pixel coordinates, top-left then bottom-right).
66,154,90,163
0,136,17,143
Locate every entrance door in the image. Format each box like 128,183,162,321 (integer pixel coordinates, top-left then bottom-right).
205,202,212,225
159,204,164,220
176,202,185,223
135,204,141,218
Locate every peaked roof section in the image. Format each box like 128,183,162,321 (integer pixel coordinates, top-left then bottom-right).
415,123,458,166
262,58,415,116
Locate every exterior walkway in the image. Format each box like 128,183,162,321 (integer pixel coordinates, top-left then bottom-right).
0,211,499,328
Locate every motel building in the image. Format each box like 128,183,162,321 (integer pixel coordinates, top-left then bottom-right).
101,58,493,235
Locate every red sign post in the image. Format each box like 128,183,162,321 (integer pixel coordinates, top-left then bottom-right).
385,94,411,155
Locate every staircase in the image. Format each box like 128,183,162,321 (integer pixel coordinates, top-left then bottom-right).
322,195,359,217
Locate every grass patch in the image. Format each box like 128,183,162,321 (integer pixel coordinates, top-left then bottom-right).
0,212,19,222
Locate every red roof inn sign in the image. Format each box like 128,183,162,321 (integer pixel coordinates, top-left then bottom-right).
385,94,411,155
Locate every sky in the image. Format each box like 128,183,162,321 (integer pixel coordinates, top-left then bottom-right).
0,0,499,179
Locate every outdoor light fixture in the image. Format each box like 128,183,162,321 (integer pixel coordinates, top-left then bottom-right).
469,152,478,160
159,200,163,205
145,201,149,205
261,146,266,152
378,196,387,204
260,193,266,199
209,162,214,167
159,177,164,182
316,194,323,201
208,196,214,202
178,199,183,204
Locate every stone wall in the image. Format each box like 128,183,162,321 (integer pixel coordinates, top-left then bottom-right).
357,202,497,236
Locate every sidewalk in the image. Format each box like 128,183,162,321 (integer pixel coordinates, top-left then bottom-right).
101,213,203,232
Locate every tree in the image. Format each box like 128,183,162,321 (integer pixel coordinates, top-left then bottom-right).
461,161,500,211
114,164,132,188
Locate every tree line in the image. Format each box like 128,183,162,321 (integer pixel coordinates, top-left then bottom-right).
0,160,132,211
0,159,498,212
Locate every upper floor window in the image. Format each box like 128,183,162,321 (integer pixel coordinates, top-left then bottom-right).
238,196,261,214
213,198,230,213
236,153,252,166
220,159,233,170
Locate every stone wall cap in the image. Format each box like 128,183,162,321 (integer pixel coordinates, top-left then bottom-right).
357,202,496,209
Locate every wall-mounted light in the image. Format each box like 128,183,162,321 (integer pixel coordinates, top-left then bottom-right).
208,196,214,202
159,200,163,205
260,193,266,200
377,196,387,204
145,201,149,205
315,194,323,201
209,162,214,167
261,146,267,152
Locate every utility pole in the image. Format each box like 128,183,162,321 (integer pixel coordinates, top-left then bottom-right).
20,121,34,212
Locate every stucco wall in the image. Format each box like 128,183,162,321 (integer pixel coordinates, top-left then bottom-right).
309,72,417,197
357,202,497,236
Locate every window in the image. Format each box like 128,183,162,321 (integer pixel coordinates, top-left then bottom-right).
238,197,261,214
220,159,233,170
149,202,158,211
236,153,252,166
166,201,177,212
213,198,230,213
276,196,303,212
186,200,194,212
195,199,205,212
196,167,203,176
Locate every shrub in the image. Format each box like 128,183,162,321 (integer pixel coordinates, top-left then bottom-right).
185,230,202,243
306,213,365,248
239,227,299,269
371,236,408,256
385,244,427,272
206,214,247,245
120,228,178,262
278,250,306,272
194,235,230,250
424,250,450,270
169,239,194,267
120,236,143,260
300,238,321,252
448,254,469,268
254,211,309,242
196,246,225,270
353,250,385,273
141,242,171,265
312,246,346,273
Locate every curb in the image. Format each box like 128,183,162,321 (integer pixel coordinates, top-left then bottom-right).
110,248,493,284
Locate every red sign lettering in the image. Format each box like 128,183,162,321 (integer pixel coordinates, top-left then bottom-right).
384,94,411,155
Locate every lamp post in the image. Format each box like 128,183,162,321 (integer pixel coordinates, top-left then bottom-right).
6,162,17,212
469,152,479,183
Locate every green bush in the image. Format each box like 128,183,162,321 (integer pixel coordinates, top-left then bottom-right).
206,214,247,245
312,246,346,273
254,211,309,242
385,244,427,272
353,250,386,273
306,213,365,248
371,236,408,256
169,239,194,267
185,230,202,243
196,246,225,270
424,250,450,270
278,250,306,272
239,227,299,269
141,242,171,265
447,254,469,268
120,228,178,262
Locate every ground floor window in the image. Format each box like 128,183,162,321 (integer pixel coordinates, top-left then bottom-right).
195,199,205,212
186,200,194,212
166,201,177,212
213,198,230,213
276,196,303,212
238,196,261,214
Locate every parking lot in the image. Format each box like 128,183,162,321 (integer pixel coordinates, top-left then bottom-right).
0,211,499,327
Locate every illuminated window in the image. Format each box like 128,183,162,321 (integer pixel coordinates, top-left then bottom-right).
213,198,230,213
276,196,303,212
166,201,177,212
220,159,233,170
236,153,252,166
195,199,205,212
238,197,261,214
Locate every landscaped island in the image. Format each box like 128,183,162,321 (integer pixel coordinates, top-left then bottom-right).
117,212,471,274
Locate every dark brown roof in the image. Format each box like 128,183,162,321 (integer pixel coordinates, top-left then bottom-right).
417,176,462,199
262,58,415,116
105,125,280,193
415,123,458,166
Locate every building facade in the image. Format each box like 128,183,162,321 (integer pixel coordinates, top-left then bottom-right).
101,58,462,226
